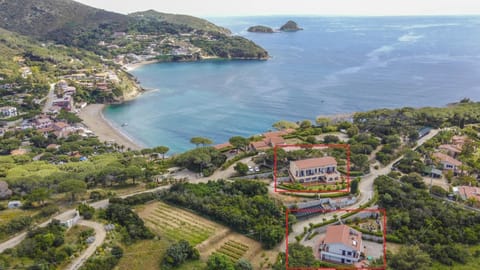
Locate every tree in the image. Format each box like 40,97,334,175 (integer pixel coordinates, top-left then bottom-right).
234,162,249,176
351,154,369,173
207,253,235,270
346,125,359,138
77,203,95,219
153,146,169,159
125,165,143,184
26,187,50,206
389,245,432,270
229,136,249,152
272,120,298,130
315,117,331,127
162,240,200,268
350,178,359,194
58,179,87,202
400,173,425,189
235,259,253,270
299,120,312,129
190,137,213,147
323,135,339,144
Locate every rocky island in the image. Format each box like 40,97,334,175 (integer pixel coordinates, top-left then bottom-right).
247,25,274,33
280,20,303,31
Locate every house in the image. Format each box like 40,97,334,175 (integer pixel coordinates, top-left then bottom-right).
433,152,462,171
452,135,468,148
0,106,18,118
34,117,53,129
52,96,73,111
289,157,340,184
249,129,294,152
418,127,432,138
454,186,480,202
53,121,69,131
439,144,462,157
10,149,28,156
250,140,271,152
8,200,22,209
319,225,363,264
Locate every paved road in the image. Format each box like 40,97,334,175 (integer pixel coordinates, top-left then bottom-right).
42,83,56,113
67,220,106,270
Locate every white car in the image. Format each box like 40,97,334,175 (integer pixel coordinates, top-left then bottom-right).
254,167,260,172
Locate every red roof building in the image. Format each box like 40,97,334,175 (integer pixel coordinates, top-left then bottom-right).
320,225,363,264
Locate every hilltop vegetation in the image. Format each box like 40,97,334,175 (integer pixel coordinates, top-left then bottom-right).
0,0,268,60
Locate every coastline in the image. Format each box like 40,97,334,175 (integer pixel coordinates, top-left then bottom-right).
78,104,143,150
123,60,160,72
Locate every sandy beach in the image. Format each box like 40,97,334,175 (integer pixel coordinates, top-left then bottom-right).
123,60,160,72
78,104,142,150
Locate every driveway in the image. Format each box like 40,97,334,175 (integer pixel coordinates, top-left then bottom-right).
67,220,106,270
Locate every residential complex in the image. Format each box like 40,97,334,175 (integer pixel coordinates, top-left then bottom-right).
289,156,340,184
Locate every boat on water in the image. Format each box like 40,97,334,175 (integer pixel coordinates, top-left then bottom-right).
121,123,128,127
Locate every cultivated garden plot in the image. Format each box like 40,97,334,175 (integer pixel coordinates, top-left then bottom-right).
138,201,221,246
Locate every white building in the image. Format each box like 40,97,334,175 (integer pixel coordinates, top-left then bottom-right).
289,157,340,184
319,225,363,264
0,106,18,118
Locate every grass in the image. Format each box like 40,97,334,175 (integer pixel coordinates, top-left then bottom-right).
0,208,37,225
116,238,169,270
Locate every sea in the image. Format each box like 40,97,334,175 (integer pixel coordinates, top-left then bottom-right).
104,16,480,153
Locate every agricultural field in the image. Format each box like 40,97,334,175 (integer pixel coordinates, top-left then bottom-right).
214,240,249,261
197,232,278,270
137,201,278,269
138,201,221,246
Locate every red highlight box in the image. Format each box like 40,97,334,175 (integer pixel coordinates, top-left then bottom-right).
285,208,387,270
274,144,351,193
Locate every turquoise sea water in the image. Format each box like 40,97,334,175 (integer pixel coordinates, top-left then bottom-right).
104,16,480,153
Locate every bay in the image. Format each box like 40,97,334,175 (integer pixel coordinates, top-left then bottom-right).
104,16,480,153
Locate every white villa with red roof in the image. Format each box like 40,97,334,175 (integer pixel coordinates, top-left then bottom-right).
433,152,462,171
289,157,340,184
319,225,363,264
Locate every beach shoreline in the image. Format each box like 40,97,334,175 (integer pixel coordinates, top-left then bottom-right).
78,104,143,150
123,60,160,72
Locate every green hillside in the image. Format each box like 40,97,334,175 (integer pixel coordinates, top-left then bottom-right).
130,10,231,35
0,0,268,60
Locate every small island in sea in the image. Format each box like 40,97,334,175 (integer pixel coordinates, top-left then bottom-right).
280,20,303,31
247,25,274,33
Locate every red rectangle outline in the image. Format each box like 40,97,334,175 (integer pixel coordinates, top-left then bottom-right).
285,208,387,270
274,144,351,193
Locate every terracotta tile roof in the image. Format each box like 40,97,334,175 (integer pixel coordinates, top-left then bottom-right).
54,121,69,130
213,142,232,150
457,186,480,201
452,135,468,146
292,157,337,169
324,225,362,252
433,152,462,166
250,140,270,151
10,149,28,156
439,144,462,154
268,136,286,145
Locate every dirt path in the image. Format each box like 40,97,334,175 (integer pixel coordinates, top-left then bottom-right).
67,220,106,270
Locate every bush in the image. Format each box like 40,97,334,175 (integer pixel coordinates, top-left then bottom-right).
78,203,95,219
162,240,199,268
